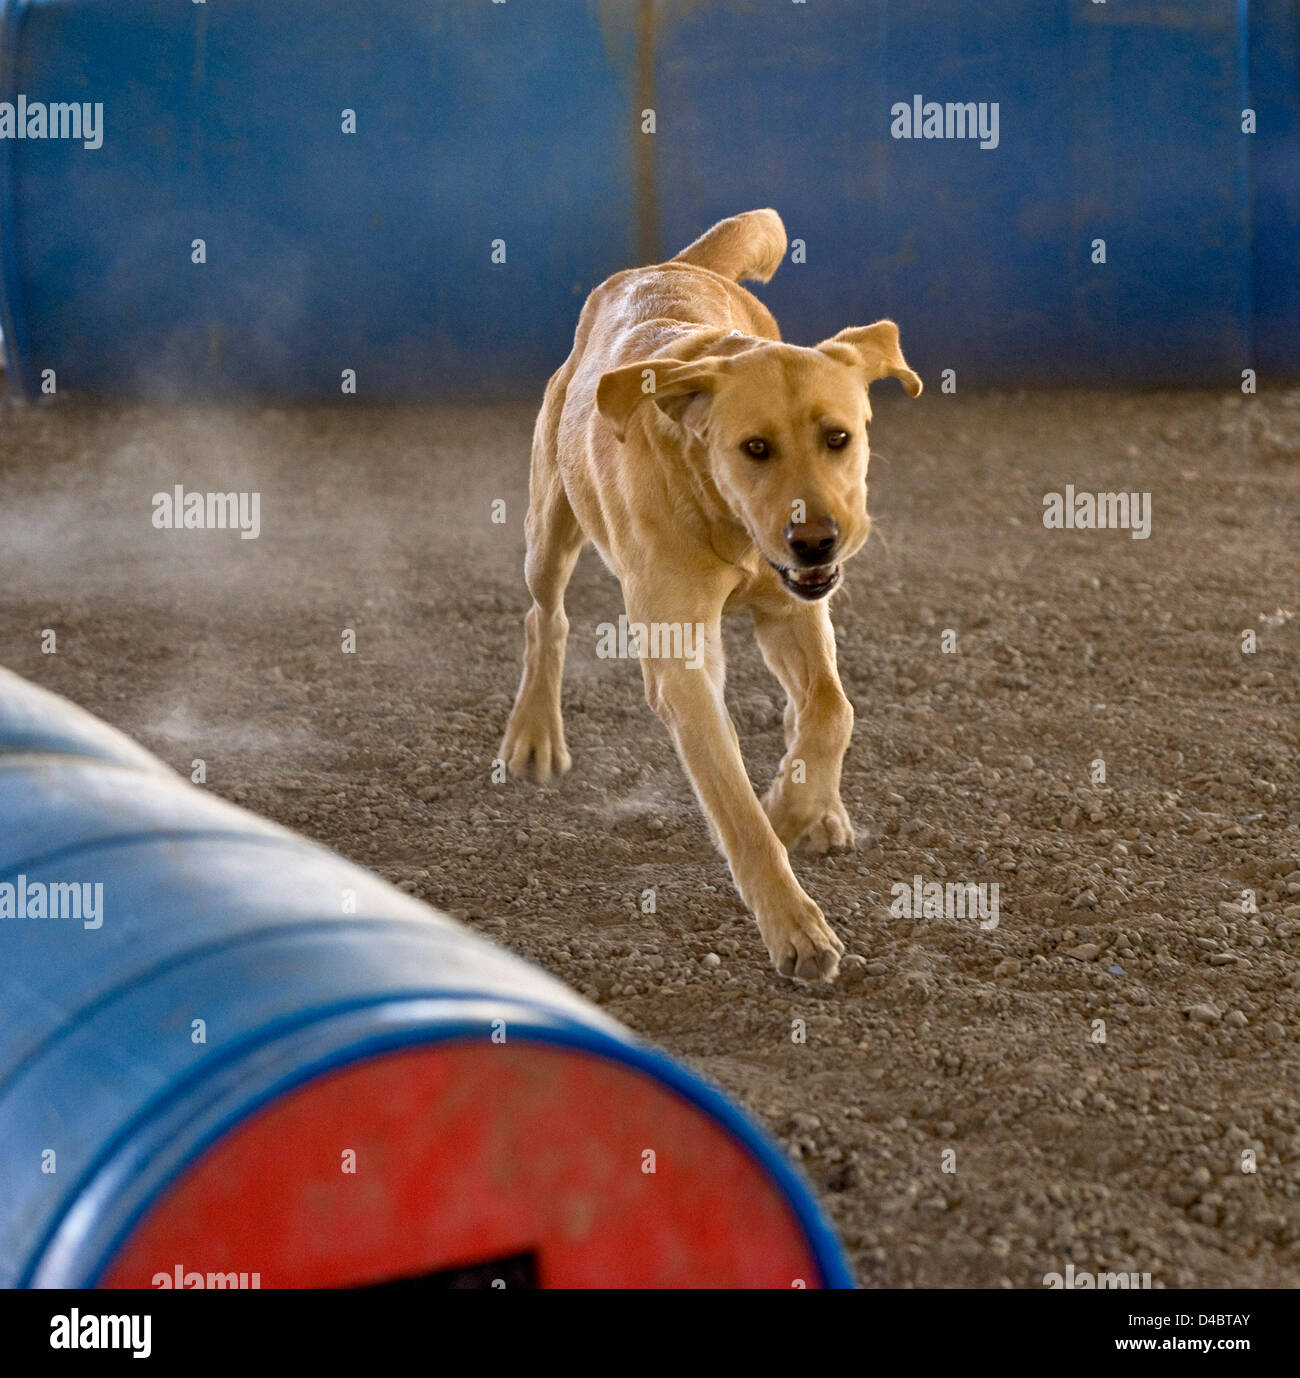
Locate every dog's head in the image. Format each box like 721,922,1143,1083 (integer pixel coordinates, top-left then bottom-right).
597,322,921,600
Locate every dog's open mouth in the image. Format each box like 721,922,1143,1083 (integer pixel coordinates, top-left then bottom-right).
769,561,841,600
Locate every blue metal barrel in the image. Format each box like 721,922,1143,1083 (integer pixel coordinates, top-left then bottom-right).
0,668,852,1289
1,0,1295,399
0,0,639,399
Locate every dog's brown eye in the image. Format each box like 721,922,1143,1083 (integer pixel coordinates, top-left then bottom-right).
743,437,771,459
826,430,849,450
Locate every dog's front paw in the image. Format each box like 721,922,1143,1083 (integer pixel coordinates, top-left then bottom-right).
501,706,571,783
757,896,844,983
763,787,855,855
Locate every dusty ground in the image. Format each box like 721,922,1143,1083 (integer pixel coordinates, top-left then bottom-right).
2,381,1298,1288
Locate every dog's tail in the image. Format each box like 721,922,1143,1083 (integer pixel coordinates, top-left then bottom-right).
669,208,787,284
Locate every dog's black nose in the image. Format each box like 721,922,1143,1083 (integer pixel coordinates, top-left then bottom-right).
785,516,839,566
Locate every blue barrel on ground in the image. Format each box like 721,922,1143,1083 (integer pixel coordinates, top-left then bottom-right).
0,0,1295,398
0,668,852,1289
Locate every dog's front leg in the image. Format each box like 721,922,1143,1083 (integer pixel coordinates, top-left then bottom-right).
630,589,843,981
753,598,856,853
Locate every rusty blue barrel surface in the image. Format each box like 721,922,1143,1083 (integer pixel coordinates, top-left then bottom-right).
0,668,852,1289
1,0,1295,397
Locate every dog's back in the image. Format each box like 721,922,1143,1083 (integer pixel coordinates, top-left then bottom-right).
543,209,788,453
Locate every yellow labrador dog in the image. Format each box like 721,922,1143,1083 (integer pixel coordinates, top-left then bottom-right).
502,209,921,981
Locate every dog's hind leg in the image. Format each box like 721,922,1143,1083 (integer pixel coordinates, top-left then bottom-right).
753,599,856,854
502,393,584,783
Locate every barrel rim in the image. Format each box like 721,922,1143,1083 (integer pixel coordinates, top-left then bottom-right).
26,1004,854,1291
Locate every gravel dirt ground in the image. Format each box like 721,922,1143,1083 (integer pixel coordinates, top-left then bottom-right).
2,383,1298,1288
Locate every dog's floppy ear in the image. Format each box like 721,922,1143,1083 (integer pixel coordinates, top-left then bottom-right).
596,357,727,442
817,321,922,397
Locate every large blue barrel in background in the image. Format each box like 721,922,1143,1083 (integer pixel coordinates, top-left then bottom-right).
0,0,1295,397
0,0,641,399
0,668,852,1289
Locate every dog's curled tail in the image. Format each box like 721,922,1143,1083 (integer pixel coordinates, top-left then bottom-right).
669,208,787,284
